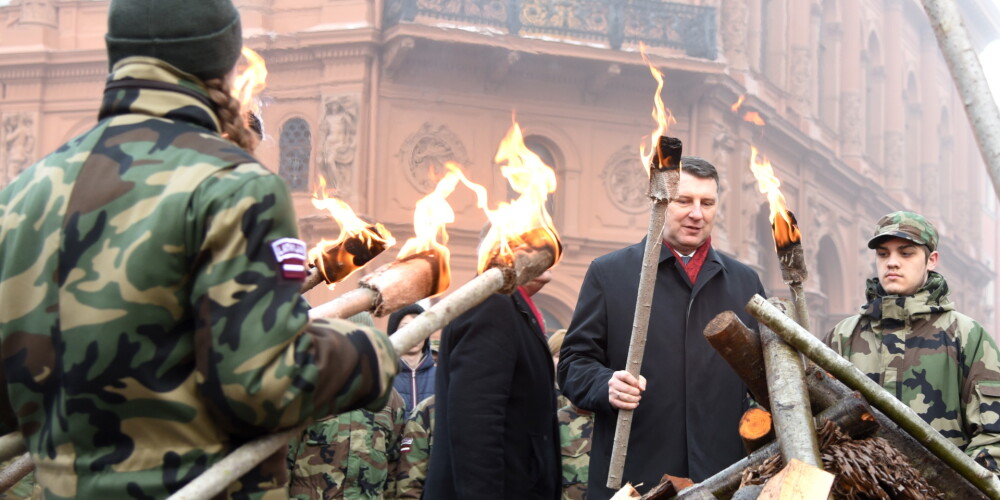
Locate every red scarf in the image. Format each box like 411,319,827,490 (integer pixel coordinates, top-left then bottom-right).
518,286,546,337
664,236,712,284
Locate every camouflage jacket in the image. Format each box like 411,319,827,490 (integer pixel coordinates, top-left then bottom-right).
0,58,397,499
557,393,593,500
394,395,435,499
288,389,406,499
824,272,1000,472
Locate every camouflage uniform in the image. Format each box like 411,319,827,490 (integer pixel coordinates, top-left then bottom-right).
0,58,397,499
557,394,593,500
288,389,406,499
824,271,1000,472
394,395,435,499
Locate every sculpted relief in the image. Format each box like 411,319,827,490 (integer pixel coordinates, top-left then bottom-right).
318,95,359,193
2,112,37,187
398,123,470,193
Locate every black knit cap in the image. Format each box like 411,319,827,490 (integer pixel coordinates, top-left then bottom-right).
387,303,425,335
105,0,243,80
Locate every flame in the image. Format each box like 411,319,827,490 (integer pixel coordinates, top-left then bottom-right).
749,146,801,248
731,94,746,113
308,177,395,285
731,94,766,126
476,116,562,273
743,111,766,126
232,47,268,118
638,43,677,173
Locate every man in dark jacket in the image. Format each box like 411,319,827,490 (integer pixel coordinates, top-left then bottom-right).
558,156,766,499
424,270,560,500
388,303,436,413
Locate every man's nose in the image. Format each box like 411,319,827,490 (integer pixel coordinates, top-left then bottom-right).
689,202,704,219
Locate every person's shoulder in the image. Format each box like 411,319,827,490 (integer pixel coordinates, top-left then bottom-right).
591,240,644,267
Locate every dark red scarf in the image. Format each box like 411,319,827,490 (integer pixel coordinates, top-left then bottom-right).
518,286,546,337
664,236,712,284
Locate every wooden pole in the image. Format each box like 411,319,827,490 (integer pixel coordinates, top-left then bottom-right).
607,136,681,489
739,407,775,454
760,325,821,468
920,0,1000,201
308,287,378,320
0,453,32,494
747,294,1000,499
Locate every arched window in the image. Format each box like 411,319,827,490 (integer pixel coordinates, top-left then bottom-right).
279,118,311,192
817,235,846,333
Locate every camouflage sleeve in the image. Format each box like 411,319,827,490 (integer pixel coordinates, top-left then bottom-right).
394,396,434,499
823,314,860,355
960,322,1000,473
189,165,397,433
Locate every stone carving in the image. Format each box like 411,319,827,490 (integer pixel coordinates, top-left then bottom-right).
883,131,905,189
2,112,36,186
318,95,359,193
720,0,749,69
840,92,862,156
790,47,813,105
16,0,57,26
601,146,647,214
398,123,471,193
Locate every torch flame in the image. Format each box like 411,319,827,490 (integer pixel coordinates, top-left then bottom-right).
308,177,396,285
749,146,801,248
639,43,677,173
232,47,268,119
731,94,766,126
476,116,562,274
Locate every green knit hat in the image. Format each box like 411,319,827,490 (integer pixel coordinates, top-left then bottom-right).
105,0,243,80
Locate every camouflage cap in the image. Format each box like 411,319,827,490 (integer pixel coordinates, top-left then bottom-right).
867,211,938,252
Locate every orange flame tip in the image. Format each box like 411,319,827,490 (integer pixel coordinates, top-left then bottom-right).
748,146,801,248
638,43,677,175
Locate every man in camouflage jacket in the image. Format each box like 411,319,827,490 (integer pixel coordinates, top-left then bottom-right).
824,211,1000,473
557,393,593,500
394,395,435,499
0,2,397,497
288,389,406,499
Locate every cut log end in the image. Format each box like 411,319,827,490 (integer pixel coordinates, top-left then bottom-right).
740,407,775,453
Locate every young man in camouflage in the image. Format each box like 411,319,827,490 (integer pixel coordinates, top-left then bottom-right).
824,211,1000,473
287,312,407,500
394,395,436,499
0,1,397,498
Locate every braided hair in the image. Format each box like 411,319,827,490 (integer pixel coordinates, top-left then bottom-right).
203,77,257,153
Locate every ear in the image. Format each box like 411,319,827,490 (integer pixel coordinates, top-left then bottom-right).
926,250,939,271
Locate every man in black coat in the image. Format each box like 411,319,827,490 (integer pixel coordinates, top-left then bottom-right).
424,270,560,500
558,156,766,499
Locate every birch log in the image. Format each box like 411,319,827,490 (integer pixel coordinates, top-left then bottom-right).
0,453,32,494
747,294,1000,499
921,0,1000,201
760,323,820,467
704,311,769,408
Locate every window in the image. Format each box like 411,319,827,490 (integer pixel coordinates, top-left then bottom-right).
279,118,311,192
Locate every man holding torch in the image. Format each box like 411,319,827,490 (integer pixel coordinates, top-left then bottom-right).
558,157,766,498
0,1,397,497
824,210,1000,474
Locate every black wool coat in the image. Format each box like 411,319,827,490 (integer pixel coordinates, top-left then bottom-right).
424,289,560,500
558,239,766,499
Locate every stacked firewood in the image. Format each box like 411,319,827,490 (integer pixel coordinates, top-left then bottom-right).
630,301,991,500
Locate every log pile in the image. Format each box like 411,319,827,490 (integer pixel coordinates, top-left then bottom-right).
636,300,994,500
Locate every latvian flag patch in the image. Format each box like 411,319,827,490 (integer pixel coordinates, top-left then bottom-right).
400,437,414,454
270,237,308,280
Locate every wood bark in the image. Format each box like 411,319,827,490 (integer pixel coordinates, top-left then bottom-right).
308,287,378,320
760,323,820,468
300,267,326,294
704,311,769,408
0,452,32,494
921,0,1000,201
747,294,1000,499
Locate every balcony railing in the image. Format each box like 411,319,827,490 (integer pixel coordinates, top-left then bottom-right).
384,0,717,60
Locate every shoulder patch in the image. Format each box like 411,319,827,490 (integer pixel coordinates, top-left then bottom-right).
271,237,307,280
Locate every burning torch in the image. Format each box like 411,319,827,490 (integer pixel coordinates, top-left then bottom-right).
607,45,681,490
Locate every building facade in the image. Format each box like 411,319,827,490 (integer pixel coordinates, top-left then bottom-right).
1,0,998,338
